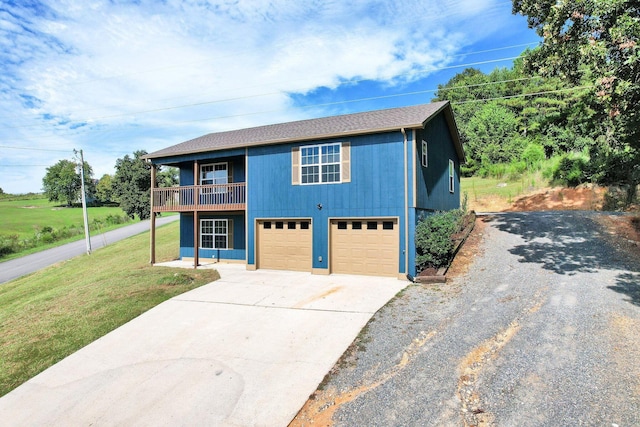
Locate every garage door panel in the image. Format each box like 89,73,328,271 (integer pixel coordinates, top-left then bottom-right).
330,219,399,277
257,220,311,272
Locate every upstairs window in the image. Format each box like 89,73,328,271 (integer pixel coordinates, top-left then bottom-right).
292,142,350,185
201,163,229,194
200,163,228,185
449,159,455,193
421,140,428,167
301,143,341,184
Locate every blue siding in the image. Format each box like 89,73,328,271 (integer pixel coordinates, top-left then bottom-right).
180,212,246,261
415,113,461,211
246,132,407,272
150,148,246,166
176,155,246,186
179,163,194,186
162,108,461,277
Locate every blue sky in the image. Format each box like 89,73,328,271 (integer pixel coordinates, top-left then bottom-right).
0,0,539,194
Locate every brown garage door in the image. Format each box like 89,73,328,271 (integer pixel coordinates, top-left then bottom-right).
330,218,399,277
257,219,312,271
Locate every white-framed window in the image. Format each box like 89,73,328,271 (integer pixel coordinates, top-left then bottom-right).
201,163,228,193
301,143,341,184
449,159,455,193
421,140,428,167
200,219,232,249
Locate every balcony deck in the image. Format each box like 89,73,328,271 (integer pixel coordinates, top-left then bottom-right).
152,183,246,212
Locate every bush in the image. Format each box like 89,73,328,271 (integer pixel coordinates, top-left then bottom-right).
522,143,546,169
415,209,465,271
105,214,130,225
552,152,590,186
0,234,19,257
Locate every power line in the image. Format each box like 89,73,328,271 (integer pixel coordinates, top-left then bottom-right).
0,145,71,153
454,85,595,104
33,1,523,89
0,164,52,167
0,75,572,146
0,41,539,123
0,55,525,130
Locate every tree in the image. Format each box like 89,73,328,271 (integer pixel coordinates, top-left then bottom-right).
513,0,640,197
465,102,522,174
113,150,151,220
157,166,179,188
96,174,115,203
42,159,94,206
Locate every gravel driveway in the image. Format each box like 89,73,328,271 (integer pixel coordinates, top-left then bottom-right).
291,211,640,426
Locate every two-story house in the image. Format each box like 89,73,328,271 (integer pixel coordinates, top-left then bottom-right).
144,101,464,279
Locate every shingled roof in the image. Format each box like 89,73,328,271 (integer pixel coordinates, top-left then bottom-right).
144,101,463,161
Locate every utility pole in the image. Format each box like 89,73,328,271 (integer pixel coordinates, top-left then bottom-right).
74,149,92,255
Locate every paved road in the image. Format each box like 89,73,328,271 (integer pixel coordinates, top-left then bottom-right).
0,215,179,284
294,211,640,426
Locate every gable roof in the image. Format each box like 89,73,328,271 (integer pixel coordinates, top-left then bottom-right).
144,101,464,161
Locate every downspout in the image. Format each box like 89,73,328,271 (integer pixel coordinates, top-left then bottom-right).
401,127,409,278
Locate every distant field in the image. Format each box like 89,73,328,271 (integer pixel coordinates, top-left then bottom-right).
0,197,129,238
0,197,137,261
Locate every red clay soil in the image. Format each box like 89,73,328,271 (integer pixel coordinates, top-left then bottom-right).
596,214,640,261
505,186,606,212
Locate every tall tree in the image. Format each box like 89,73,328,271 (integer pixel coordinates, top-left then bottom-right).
113,150,151,220
513,0,640,197
42,159,93,206
95,174,115,203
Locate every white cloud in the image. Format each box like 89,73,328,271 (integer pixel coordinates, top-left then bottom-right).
0,0,534,193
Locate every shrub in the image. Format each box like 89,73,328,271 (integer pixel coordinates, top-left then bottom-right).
0,234,19,257
507,160,527,180
552,152,590,187
522,143,545,169
40,232,55,244
105,214,130,225
415,209,464,271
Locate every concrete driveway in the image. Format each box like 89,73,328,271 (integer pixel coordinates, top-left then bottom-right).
0,264,407,426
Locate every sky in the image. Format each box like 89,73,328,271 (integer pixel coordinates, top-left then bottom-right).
0,0,540,194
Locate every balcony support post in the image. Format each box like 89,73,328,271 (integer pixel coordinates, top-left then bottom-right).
149,163,156,264
193,160,199,268
193,211,199,268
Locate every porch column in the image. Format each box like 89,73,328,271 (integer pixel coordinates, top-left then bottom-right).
193,160,199,268
149,163,156,264
193,211,199,268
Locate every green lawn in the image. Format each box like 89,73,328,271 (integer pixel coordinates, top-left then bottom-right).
0,221,219,397
0,197,129,238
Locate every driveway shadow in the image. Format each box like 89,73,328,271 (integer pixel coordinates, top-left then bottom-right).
483,211,640,305
609,272,640,307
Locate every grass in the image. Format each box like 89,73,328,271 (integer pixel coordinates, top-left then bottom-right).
0,197,128,239
0,196,175,261
0,221,219,397
462,170,550,210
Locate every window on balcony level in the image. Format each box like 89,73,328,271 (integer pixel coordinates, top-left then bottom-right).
201,163,229,194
